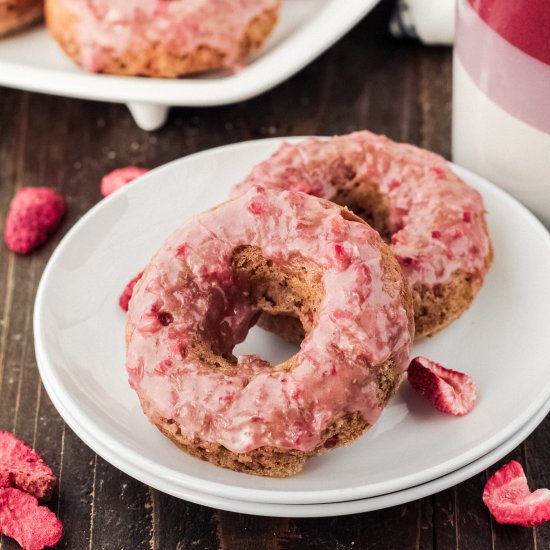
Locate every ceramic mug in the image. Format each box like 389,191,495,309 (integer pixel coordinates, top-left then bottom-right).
452,0,550,226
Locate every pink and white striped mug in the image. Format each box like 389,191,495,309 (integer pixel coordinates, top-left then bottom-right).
453,0,550,226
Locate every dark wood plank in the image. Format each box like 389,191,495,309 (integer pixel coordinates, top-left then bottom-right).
433,472,494,550
214,511,287,550
278,500,433,550
89,457,153,549
153,491,220,549
418,48,453,158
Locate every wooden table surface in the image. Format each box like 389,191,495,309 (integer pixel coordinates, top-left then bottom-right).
1,2,549,549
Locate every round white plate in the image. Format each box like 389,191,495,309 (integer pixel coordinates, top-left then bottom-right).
34,138,550,505
0,0,379,129
36,351,550,517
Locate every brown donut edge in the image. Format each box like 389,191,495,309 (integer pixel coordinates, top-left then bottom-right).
331,176,493,339
0,0,43,35
413,234,494,338
45,0,280,77
147,353,405,479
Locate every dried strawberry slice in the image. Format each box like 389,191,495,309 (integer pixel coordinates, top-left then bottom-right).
0,432,56,501
100,167,149,197
119,271,144,312
483,460,550,526
407,356,477,415
0,487,62,550
4,187,65,255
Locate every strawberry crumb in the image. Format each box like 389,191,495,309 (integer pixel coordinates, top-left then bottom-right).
452,229,463,240
430,166,447,179
332,244,352,270
4,188,65,255
176,243,188,257
463,211,472,223
483,461,550,526
247,200,265,215
154,359,172,376
431,230,442,239
119,272,143,312
407,356,477,416
387,179,401,191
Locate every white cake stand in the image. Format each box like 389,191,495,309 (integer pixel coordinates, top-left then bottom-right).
0,0,379,130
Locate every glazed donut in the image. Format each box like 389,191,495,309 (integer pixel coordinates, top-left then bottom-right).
231,131,493,338
0,0,42,35
126,188,414,477
45,0,280,77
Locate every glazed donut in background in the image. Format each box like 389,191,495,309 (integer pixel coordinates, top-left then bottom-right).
0,0,43,35
231,131,493,338
126,188,414,477
45,0,281,77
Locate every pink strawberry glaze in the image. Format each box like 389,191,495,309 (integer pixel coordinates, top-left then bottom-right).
126,188,412,454
231,131,491,288
59,0,279,72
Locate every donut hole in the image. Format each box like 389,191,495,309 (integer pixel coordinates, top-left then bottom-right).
332,180,393,242
232,322,300,367
228,245,324,365
185,245,323,375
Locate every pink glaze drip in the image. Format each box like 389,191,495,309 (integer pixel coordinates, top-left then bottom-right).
127,188,412,454
231,132,491,287
60,0,278,72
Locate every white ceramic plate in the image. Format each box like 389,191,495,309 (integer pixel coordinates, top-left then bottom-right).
0,0,379,129
34,138,550,505
35,354,550,517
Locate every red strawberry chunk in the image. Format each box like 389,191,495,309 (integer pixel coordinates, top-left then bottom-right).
331,244,352,271
100,167,149,197
119,271,144,311
0,488,62,550
4,187,65,254
483,460,550,526
247,200,265,215
407,356,477,415
0,432,56,502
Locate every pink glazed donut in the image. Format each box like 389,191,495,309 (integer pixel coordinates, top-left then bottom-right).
125,188,414,477
45,0,281,76
231,131,494,338
0,0,43,35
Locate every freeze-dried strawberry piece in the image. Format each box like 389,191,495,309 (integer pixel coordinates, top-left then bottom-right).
0,432,56,501
0,488,62,550
4,188,65,254
483,460,550,526
119,271,144,312
101,167,149,197
407,356,477,416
